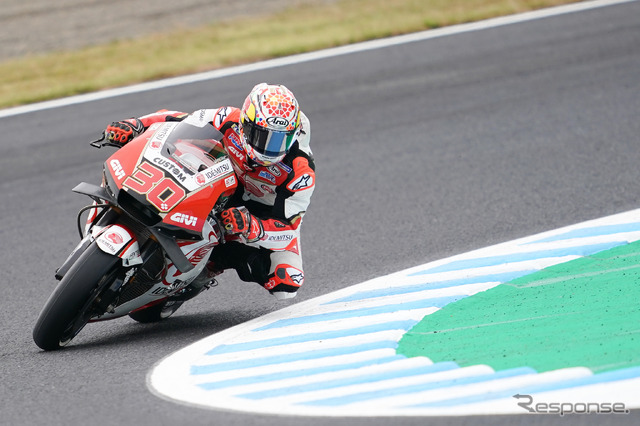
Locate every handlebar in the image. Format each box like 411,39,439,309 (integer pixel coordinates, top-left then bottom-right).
90,131,122,149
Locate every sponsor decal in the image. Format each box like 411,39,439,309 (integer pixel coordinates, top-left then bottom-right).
183,109,210,128
150,140,162,149
96,226,133,255
125,248,141,263
152,157,188,183
265,278,277,290
170,213,198,227
197,159,233,186
266,116,289,128
267,234,294,242
226,144,245,162
261,184,275,194
258,170,276,184
244,180,264,197
124,162,186,212
100,240,117,253
106,232,124,245
268,165,282,177
109,159,125,181
152,123,172,143
225,175,236,188
227,132,243,151
287,173,313,191
278,162,293,174
151,286,173,296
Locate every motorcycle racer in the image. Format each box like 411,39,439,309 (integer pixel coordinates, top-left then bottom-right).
104,83,315,300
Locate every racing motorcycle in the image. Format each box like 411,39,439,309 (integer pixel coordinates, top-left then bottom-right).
33,117,238,351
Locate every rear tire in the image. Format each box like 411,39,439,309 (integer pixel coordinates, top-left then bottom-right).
33,242,120,351
128,300,184,323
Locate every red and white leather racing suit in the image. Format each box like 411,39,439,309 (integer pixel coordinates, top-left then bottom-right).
134,107,315,299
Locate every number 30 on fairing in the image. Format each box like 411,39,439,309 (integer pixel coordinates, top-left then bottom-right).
123,162,186,212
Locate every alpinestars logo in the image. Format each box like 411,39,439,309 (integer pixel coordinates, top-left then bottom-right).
290,272,304,285
288,174,312,191
214,107,232,128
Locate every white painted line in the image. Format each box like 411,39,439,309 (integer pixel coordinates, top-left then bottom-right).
195,330,408,364
257,365,496,407
188,348,400,381
348,367,592,411
203,357,437,396
0,0,635,119
225,309,438,344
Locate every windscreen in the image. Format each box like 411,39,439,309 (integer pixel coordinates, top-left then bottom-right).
160,122,227,174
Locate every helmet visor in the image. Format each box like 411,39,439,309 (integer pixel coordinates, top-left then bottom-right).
242,120,295,159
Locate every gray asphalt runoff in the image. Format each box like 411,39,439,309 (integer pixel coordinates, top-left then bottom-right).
1,1,639,425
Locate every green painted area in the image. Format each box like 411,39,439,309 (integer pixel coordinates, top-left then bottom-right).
396,240,640,373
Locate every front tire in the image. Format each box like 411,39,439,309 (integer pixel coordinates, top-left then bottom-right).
33,242,120,351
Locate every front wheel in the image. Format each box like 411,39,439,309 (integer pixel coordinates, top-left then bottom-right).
33,242,120,351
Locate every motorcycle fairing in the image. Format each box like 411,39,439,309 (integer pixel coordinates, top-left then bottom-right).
105,122,237,235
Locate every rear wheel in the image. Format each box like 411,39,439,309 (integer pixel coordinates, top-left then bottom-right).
33,242,120,351
128,300,184,323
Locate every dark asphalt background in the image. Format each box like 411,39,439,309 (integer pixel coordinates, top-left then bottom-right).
1,1,639,425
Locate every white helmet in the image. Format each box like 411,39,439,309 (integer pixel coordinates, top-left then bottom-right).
240,83,301,166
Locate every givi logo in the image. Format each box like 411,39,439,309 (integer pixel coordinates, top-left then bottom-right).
170,213,198,227
109,159,125,180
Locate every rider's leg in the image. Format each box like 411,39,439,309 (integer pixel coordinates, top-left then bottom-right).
208,241,304,299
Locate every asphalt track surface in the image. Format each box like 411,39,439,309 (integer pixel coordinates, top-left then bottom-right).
1,1,639,425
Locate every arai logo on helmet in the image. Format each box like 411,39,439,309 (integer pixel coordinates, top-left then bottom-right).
266,116,289,128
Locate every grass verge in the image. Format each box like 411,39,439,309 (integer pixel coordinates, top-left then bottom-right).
0,0,580,109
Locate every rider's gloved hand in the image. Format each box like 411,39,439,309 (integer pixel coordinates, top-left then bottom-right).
220,207,264,243
106,118,144,145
